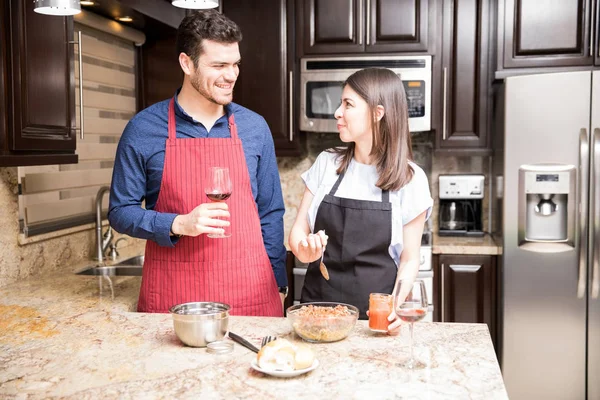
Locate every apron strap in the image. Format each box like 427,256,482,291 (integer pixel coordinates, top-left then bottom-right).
328,171,390,203
168,97,177,140
228,114,239,140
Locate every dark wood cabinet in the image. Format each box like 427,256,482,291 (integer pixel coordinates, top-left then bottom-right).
298,0,434,55
498,0,600,72
223,0,301,156
433,254,498,350
435,0,494,151
0,0,78,166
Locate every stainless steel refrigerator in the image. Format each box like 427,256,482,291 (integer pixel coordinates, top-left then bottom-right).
499,71,600,399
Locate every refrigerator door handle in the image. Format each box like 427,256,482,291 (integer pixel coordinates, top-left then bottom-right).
578,129,590,299
591,128,600,299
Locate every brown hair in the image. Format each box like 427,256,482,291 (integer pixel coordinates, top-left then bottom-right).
330,67,414,191
176,10,243,66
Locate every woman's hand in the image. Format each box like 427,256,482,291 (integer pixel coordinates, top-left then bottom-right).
365,310,402,336
295,230,328,263
386,311,402,336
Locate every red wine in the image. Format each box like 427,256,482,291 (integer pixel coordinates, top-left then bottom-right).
206,192,231,201
398,308,427,323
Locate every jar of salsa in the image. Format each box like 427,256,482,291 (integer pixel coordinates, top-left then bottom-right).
368,293,393,332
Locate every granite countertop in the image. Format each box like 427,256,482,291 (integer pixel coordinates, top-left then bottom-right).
432,233,502,256
0,251,508,399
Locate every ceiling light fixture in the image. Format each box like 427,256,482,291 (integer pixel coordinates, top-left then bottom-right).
171,0,219,10
79,1,96,6
33,0,81,16
117,16,133,22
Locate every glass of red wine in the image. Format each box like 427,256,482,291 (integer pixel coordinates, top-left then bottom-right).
393,279,428,369
204,167,232,238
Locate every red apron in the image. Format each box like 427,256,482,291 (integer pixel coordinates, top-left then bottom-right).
137,98,283,316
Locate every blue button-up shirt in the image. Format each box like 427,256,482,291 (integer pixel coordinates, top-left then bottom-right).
108,93,287,286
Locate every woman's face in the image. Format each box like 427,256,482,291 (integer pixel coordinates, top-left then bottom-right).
334,86,372,144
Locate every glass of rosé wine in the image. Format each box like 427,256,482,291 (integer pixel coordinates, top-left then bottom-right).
393,279,428,369
204,167,232,238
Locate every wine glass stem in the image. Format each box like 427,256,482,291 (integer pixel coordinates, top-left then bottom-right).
409,322,414,364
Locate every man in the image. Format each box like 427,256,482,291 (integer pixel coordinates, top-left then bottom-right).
108,10,287,316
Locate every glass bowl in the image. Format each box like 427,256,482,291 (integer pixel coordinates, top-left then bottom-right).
286,302,359,343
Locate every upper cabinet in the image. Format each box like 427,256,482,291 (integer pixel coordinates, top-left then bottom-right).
498,0,600,74
223,0,301,156
297,0,434,55
0,0,78,167
435,0,495,151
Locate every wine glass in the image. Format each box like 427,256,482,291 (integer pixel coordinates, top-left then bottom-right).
393,279,428,369
204,167,232,238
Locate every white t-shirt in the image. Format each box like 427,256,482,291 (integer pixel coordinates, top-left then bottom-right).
301,150,433,265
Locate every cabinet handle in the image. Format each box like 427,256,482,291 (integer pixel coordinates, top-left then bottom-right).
591,0,596,57
441,263,445,322
365,0,370,46
358,0,363,45
69,31,84,140
442,67,448,140
289,70,293,142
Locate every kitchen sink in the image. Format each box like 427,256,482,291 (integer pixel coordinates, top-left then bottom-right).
114,255,144,267
75,255,144,276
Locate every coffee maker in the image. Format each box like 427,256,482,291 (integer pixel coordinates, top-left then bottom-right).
438,175,484,237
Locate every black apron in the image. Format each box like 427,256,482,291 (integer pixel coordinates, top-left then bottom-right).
300,171,398,319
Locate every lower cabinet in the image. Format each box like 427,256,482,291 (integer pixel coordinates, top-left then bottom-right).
433,254,498,351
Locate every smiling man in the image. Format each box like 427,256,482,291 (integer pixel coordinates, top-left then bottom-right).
108,10,287,316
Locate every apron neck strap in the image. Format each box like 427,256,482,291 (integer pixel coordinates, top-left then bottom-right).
329,172,390,203
168,97,239,140
228,113,239,140
168,97,176,140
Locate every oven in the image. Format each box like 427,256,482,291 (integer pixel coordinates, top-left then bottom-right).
292,231,434,322
299,55,432,134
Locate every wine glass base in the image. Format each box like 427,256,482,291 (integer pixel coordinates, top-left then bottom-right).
207,233,231,238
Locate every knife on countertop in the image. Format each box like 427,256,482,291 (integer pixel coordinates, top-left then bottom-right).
228,332,260,353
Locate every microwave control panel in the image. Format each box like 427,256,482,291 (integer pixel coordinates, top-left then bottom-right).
402,80,426,118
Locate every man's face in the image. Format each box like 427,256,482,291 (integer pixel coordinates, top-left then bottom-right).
189,39,241,105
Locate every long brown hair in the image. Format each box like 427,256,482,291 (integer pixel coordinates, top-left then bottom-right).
329,68,414,191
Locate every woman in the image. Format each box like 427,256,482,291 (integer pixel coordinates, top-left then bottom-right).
289,68,433,333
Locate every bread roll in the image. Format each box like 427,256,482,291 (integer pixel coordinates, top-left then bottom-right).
294,345,315,370
256,339,315,371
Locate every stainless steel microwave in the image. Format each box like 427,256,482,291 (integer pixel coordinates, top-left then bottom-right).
300,55,432,133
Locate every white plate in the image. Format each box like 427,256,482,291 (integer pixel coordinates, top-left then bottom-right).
250,359,319,378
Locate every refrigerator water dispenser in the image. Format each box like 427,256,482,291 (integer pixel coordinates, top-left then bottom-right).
518,164,576,251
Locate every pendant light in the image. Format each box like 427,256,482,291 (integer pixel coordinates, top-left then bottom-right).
33,0,81,16
171,0,219,10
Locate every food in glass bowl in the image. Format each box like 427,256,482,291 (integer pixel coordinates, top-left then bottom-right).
286,302,359,343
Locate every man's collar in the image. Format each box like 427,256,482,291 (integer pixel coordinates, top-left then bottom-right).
173,88,234,123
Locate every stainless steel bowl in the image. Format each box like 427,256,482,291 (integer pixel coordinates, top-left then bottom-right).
169,302,230,347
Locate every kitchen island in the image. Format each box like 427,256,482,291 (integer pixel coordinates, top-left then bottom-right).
0,262,507,399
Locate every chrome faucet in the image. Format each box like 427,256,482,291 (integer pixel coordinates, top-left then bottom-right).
95,186,113,263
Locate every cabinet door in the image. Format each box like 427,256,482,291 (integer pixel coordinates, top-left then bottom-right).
500,0,593,69
8,0,76,152
366,0,433,53
435,254,497,348
437,0,492,150
223,0,301,156
301,0,365,54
